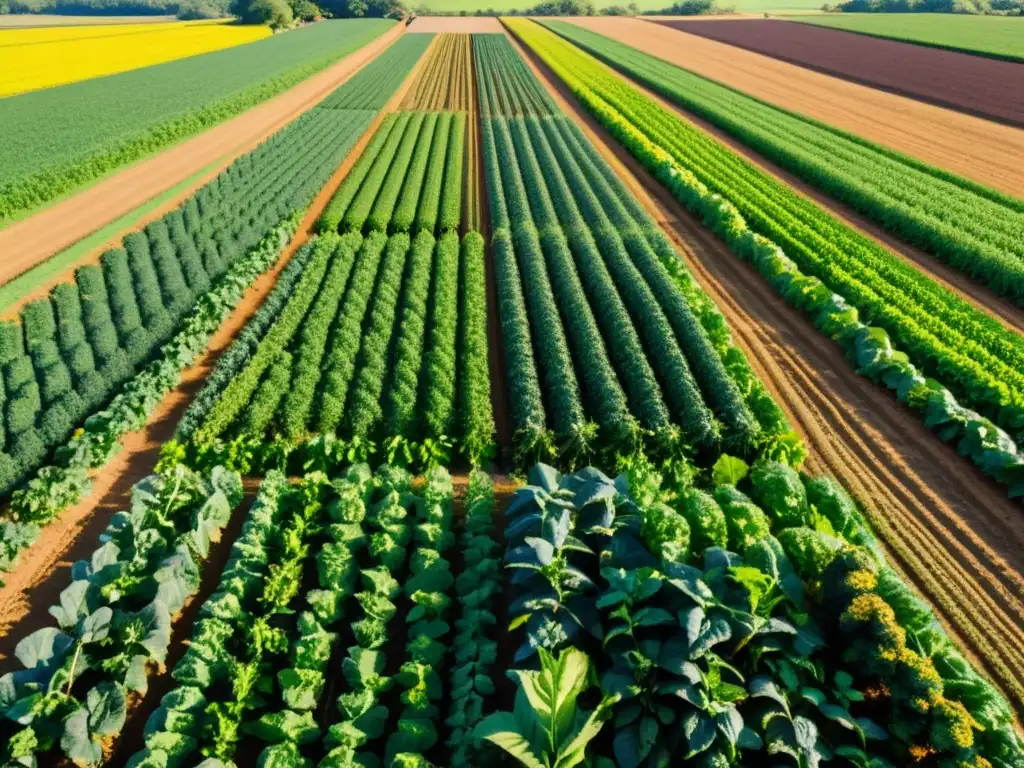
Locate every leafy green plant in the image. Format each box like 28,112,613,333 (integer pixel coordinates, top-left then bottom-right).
475,647,619,768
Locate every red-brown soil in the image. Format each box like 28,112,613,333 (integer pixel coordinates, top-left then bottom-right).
655,18,1024,128
560,17,1024,198
0,20,405,291
507,27,1024,718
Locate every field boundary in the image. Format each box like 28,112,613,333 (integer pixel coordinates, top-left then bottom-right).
649,17,1024,130
788,16,1024,64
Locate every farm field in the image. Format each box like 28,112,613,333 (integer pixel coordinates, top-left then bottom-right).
0,13,176,26
559,17,1024,197
545,20,1024,308
0,18,402,294
791,12,1024,61
0,19,271,98
510,13,1024,718
657,17,1024,126
0,17,393,227
0,19,1022,768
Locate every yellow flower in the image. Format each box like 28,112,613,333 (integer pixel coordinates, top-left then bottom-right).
0,21,270,98
846,568,878,591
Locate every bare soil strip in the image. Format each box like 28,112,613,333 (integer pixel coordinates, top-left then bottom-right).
0,42,433,668
0,21,405,291
560,16,1024,198
508,28,1024,717
658,18,1024,129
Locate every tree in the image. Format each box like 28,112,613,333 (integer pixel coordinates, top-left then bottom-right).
231,0,293,25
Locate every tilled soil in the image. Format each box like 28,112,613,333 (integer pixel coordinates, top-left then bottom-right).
559,16,1024,198
657,18,1024,128
0,20,405,290
507,27,1024,718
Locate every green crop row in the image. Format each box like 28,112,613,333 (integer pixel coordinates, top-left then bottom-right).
0,19,394,225
472,33,801,470
179,227,489,468
542,21,1024,306
321,109,466,238
319,33,435,112
532,21,1024,446
0,107,372,503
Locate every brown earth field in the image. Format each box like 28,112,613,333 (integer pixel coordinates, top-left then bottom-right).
560,16,1024,198
406,16,503,32
505,27,1024,718
0,34,433,745
656,18,1024,128
0,19,405,294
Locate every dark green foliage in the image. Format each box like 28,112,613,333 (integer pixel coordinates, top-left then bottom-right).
10,428,45,472
123,232,172,339
242,350,293,436
100,248,151,364
422,232,460,441
346,233,411,438
714,485,771,553
6,394,38,436
317,232,389,434
750,460,810,529
145,219,192,316
166,210,211,295
281,234,361,440
384,231,435,439
679,487,728,554
50,283,88,352
778,526,845,582
458,232,495,465
438,112,465,233
414,112,453,236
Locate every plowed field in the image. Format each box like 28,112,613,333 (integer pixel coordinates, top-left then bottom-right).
659,18,1024,127
561,16,1024,197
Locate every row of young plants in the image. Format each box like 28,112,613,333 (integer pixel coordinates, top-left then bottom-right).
0,461,243,767
541,22,1024,306
403,33,475,112
319,33,436,112
514,21,1024,449
506,19,1024,500
476,459,1023,767
473,33,800,473
318,109,466,238
176,227,494,469
0,216,299,584
0,107,374,501
124,462,501,768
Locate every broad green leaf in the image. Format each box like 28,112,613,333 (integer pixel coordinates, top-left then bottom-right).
473,712,545,768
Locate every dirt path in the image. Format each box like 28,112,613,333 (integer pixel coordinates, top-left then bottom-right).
0,20,405,293
507,27,1024,718
659,18,1024,129
558,16,1024,198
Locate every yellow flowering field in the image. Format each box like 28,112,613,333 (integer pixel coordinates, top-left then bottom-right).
0,20,271,98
